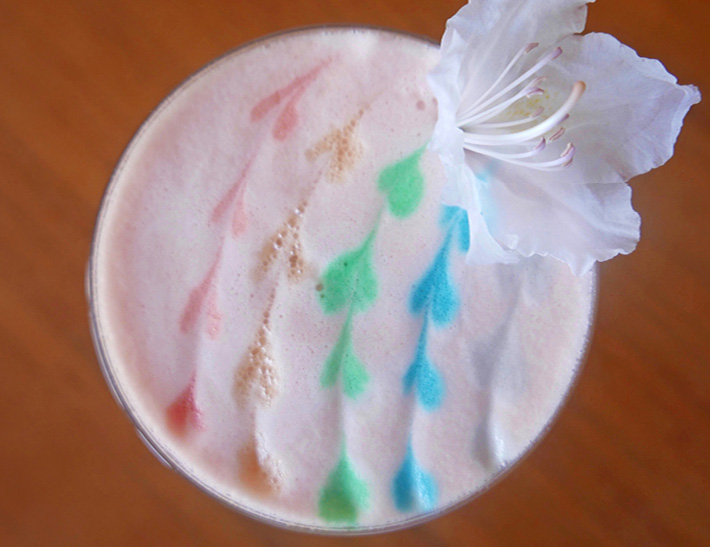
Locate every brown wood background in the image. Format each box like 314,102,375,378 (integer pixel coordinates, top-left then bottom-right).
1,0,708,545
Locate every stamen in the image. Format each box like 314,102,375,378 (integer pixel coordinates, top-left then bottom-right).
463,142,575,171
462,81,585,146
460,82,544,127
455,40,583,171
461,42,539,116
462,47,563,121
465,137,546,159
476,107,544,129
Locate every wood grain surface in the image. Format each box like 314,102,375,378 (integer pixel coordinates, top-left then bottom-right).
1,1,708,545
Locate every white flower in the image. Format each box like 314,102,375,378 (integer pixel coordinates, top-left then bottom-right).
428,0,700,275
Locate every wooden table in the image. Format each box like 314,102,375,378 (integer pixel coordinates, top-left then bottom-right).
1,1,708,545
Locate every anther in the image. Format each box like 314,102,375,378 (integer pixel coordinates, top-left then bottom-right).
524,42,539,54
549,127,565,142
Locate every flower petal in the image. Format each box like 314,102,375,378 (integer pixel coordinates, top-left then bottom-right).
429,0,590,166
469,33,699,274
435,0,590,107
429,1,699,275
544,32,701,186
484,168,640,275
441,162,518,265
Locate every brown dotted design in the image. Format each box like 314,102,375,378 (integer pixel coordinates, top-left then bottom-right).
306,109,365,182
256,201,307,282
234,303,279,406
237,434,284,497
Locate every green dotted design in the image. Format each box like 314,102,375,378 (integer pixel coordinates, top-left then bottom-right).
320,311,369,398
318,446,369,525
377,147,426,219
314,145,429,525
318,230,378,315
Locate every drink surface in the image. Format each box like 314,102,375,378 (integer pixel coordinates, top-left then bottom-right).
91,27,595,531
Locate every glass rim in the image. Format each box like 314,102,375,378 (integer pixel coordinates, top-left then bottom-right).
86,24,599,536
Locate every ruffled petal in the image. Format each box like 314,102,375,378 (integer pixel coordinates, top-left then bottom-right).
483,166,640,275
543,32,701,186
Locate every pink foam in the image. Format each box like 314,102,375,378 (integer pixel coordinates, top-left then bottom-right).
179,248,223,333
250,60,328,123
231,183,248,238
211,158,254,225
273,92,302,141
166,373,204,435
206,289,222,340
